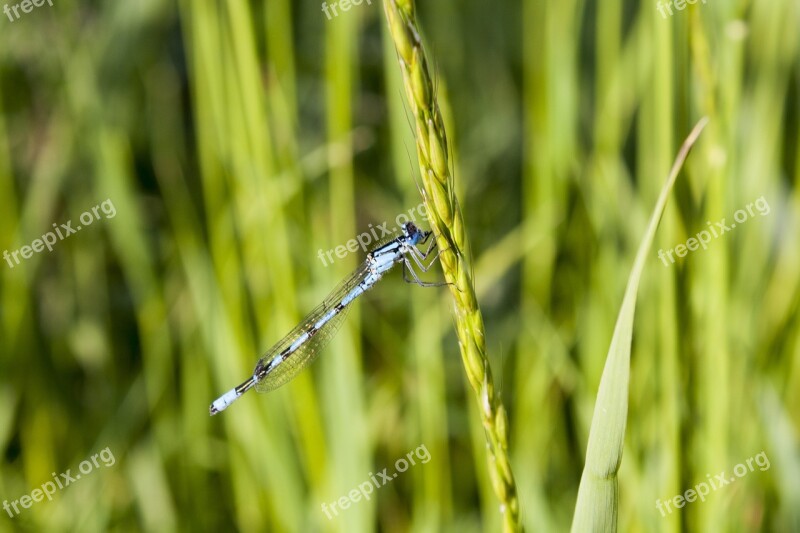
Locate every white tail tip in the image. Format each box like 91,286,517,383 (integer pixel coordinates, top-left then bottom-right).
209,388,241,415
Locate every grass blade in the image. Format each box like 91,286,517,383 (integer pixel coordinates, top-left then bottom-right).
382,0,521,529
571,117,708,532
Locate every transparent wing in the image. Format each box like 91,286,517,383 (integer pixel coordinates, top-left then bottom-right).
255,303,352,393
253,262,371,393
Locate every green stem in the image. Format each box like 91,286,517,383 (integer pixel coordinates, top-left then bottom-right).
382,1,521,530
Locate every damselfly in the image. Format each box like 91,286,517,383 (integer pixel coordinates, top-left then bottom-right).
210,222,442,415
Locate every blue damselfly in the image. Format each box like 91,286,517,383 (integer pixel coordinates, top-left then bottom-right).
210,222,441,415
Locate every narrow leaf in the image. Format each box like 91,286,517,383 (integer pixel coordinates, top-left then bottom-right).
570,118,709,532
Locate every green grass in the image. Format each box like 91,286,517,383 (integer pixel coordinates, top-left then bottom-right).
0,0,798,531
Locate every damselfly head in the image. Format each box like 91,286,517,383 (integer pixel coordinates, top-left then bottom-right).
402,222,426,244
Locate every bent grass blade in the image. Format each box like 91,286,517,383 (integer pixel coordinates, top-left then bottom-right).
570,118,709,532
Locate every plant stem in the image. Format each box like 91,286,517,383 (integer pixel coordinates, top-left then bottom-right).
382,1,521,530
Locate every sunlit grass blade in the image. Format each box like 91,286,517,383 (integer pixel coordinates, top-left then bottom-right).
571,117,708,532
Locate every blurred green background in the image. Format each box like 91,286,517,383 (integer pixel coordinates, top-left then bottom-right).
1,0,798,531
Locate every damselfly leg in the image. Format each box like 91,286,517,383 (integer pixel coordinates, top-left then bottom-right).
402,259,449,288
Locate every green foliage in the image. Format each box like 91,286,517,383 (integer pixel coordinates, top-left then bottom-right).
0,1,797,532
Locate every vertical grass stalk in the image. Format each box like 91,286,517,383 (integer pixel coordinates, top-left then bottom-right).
382,0,521,530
